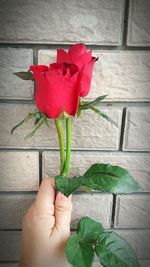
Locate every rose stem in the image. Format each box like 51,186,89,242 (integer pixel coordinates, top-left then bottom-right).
55,118,65,174
62,117,72,177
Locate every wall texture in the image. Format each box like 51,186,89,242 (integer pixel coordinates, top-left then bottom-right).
0,0,150,266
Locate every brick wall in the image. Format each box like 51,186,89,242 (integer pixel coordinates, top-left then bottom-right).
0,0,150,266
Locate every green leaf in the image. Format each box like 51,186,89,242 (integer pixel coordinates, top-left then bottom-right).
24,117,45,139
77,217,104,243
55,164,141,197
95,231,140,267
66,216,140,267
83,163,141,194
14,71,34,81
66,234,94,267
55,175,83,197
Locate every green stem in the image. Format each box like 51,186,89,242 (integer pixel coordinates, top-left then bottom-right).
62,117,72,177
55,119,65,174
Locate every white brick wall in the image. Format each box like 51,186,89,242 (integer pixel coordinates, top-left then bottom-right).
0,0,150,265
0,48,33,99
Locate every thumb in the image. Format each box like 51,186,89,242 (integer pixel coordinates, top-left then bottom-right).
55,192,72,232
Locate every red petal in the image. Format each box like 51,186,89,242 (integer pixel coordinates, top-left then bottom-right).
68,43,87,59
30,65,48,72
69,64,79,76
57,49,71,64
49,63,62,70
73,50,92,69
79,58,95,97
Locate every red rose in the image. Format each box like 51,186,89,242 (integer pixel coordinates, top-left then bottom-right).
57,43,96,97
30,63,79,118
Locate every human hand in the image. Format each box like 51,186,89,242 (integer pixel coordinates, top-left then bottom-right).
19,178,72,267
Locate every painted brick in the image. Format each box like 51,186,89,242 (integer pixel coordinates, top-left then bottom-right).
0,265,18,267
140,260,150,267
0,151,39,191
116,230,150,260
0,195,35,229
0,193,112,230
0,0,124,45
0,232,20,261
0,230,149,262
115,194,150,228
43,151,150,192
39,50,150,102
0,48,33,100
72,193,113,229
0,103,122,150
127,0,150,46
123,108,150,151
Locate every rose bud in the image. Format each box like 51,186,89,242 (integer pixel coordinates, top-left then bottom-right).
57,43,97,97
30,63,80,119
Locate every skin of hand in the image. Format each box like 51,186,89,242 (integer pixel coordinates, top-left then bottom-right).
19,178,72,267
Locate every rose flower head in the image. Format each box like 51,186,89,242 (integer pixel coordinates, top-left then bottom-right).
30,43,97,119
30,63,79,119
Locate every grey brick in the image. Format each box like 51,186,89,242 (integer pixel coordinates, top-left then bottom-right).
0,195,35,229
123,108,150,151
0,230,149,262
39,50,150,102
0,232,20,261
0,151,39,191
72,193,113,229
140,260,150,267
0,0,124,45
0,48,33,99
0,193,112,230
43,151,150,192
116,229,150,259
0,103,122,150
0,265,18,267
127,0,150,46
115,194,150,228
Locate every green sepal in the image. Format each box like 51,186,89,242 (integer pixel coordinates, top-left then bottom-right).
79,95,107,110
90,106,116,125
14,71,34,81
11,110,50,139
78,95,115,124
11,112,36,135
24,117,45,139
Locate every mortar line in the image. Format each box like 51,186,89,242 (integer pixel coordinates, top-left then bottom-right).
119,108,127,151
111,194,117,227
39,150,43,185
122,0,130,46
0,148,150,153
0,43,150,51
0,98,150,107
